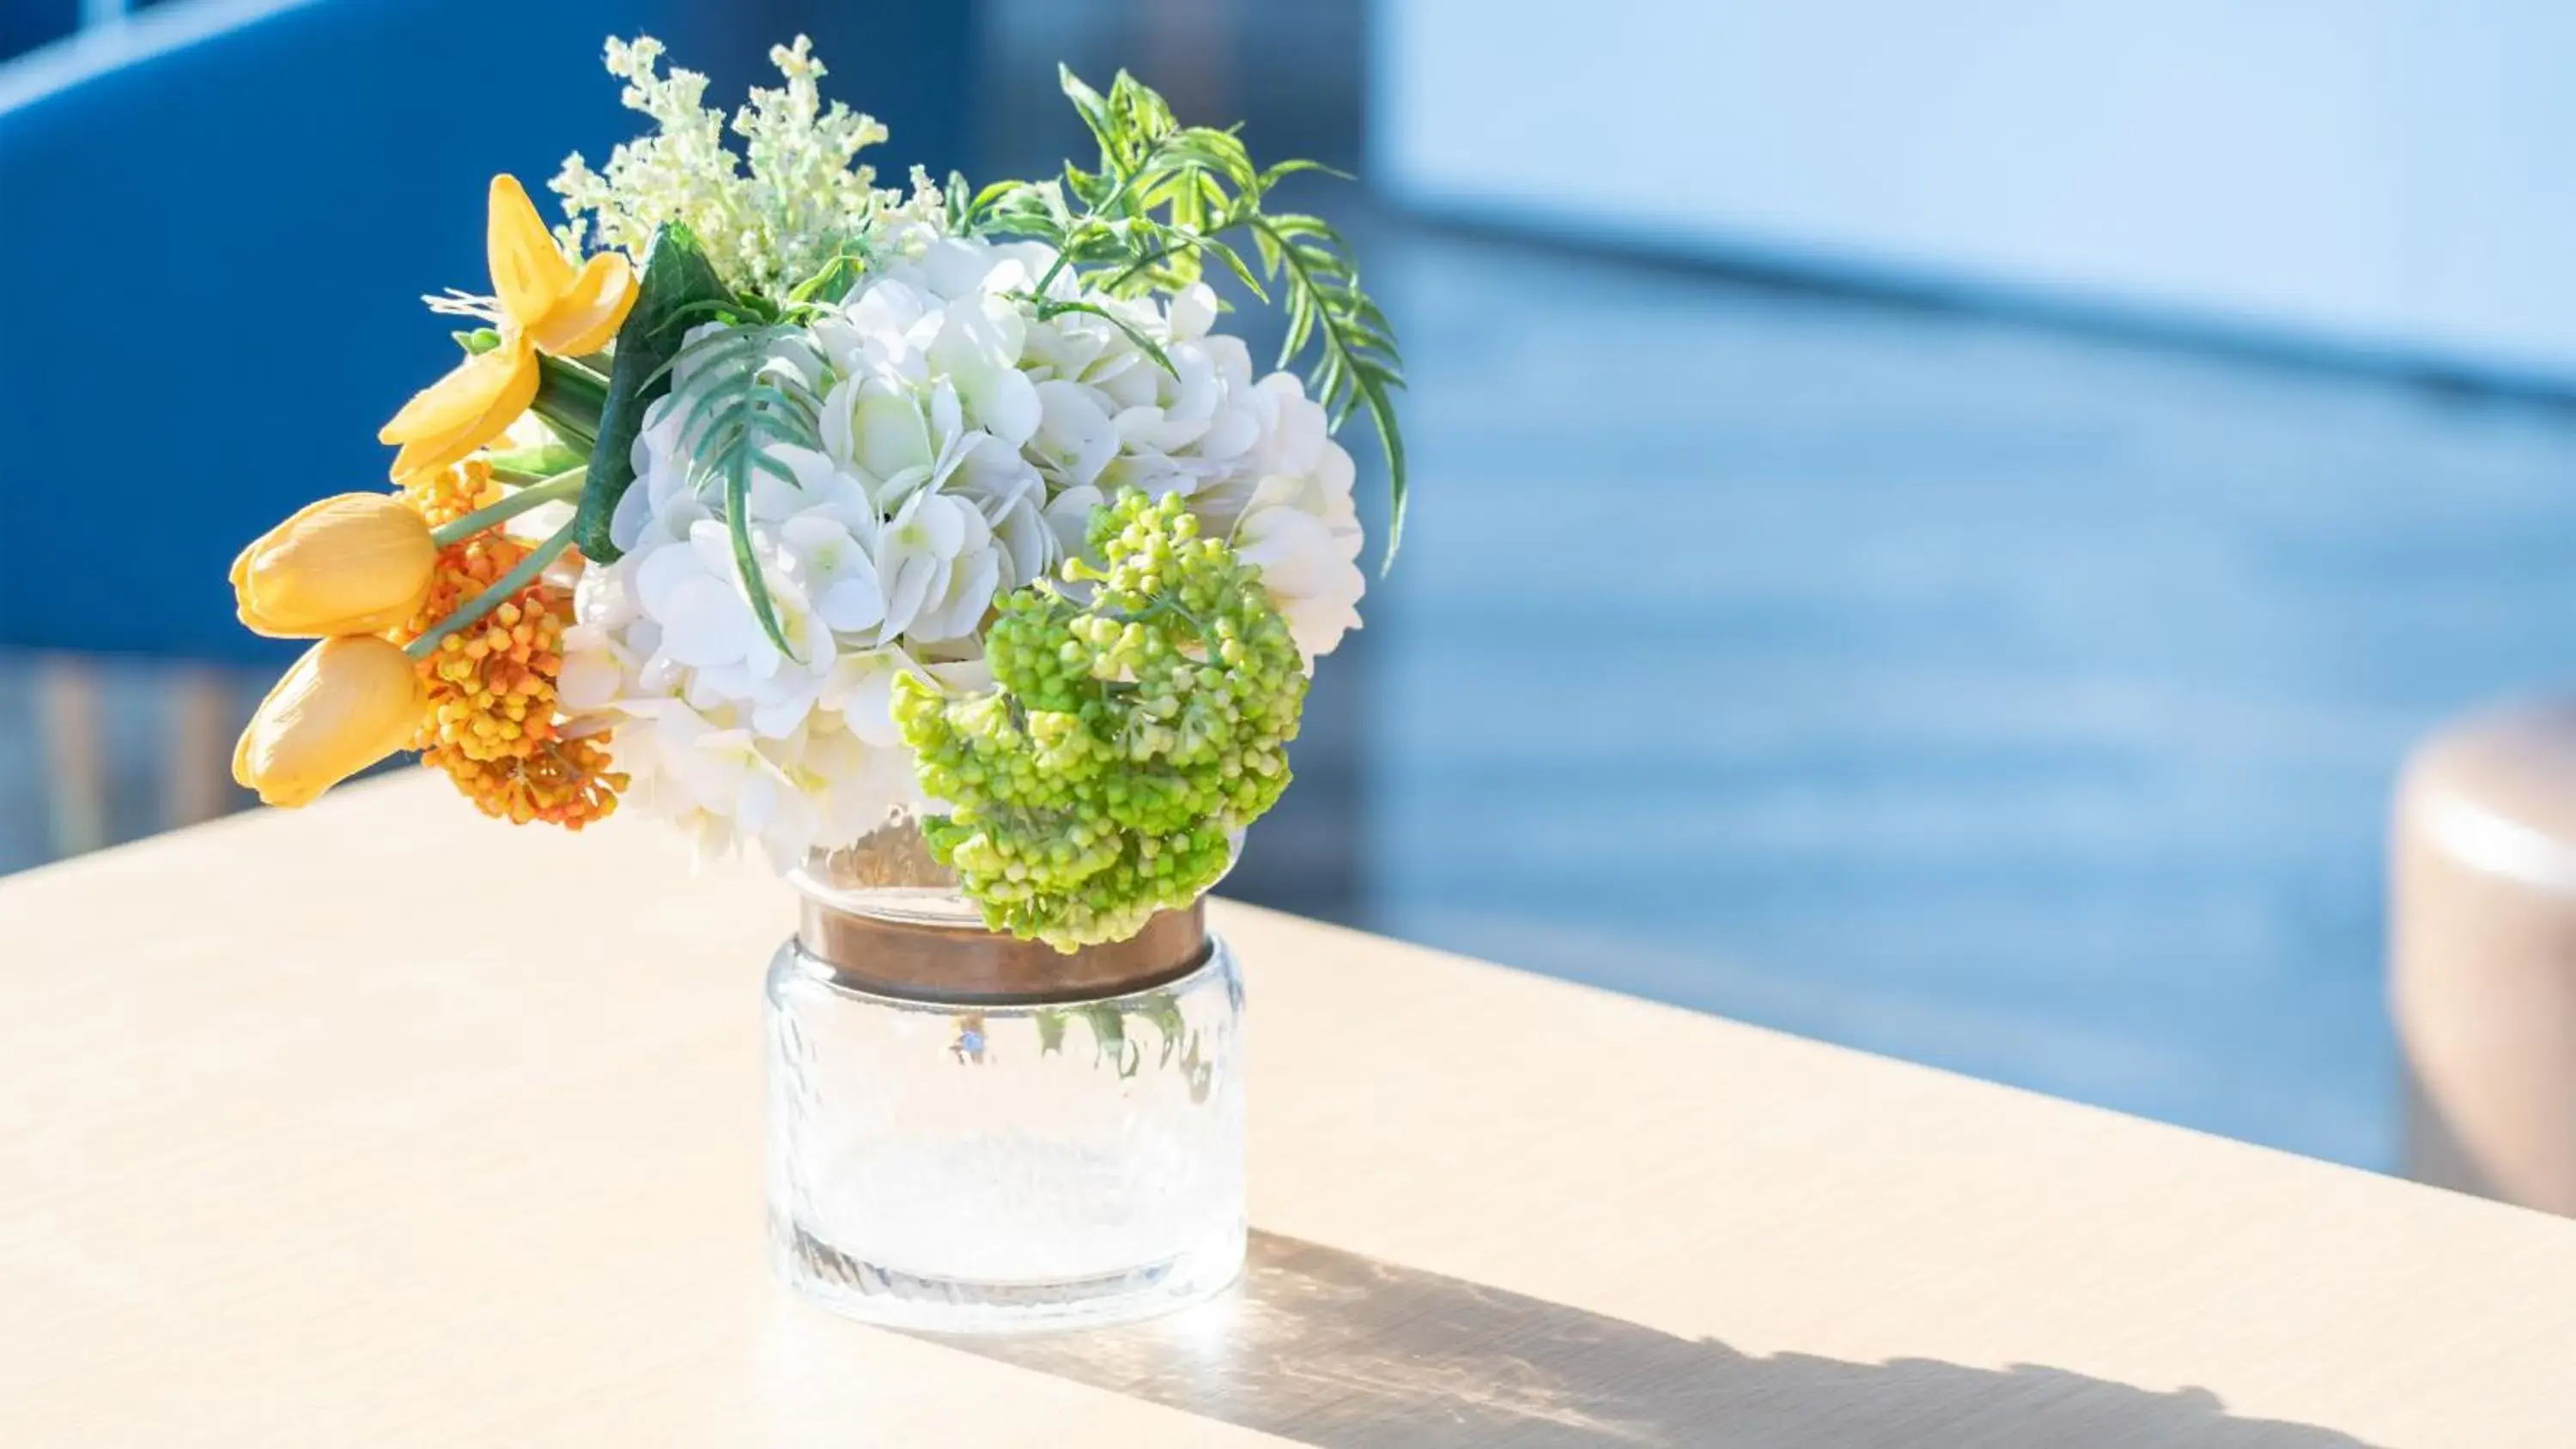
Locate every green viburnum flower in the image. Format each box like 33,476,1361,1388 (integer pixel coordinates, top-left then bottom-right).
895,491,1308,950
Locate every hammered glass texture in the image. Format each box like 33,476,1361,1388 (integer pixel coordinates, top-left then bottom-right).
765,937,1247,1332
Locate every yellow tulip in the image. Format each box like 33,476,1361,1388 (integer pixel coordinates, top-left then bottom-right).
231,636,428,808
377,174,636,480
231,494,438,638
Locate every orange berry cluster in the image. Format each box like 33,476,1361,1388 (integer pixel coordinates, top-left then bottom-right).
394,459,626,828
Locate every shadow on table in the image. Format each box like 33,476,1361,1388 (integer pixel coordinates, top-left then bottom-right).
928,1232,2379,1448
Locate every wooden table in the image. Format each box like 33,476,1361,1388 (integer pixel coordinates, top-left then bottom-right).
5,778,2573,1446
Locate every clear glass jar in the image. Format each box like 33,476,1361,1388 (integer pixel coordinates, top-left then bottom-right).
763,817,1248,1333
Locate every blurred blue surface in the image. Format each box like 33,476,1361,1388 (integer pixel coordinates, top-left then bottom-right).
1365,226,2576,1170
0,0,970,660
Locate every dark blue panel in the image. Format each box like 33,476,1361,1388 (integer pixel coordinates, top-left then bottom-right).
0,0,78,65
0,0,972,660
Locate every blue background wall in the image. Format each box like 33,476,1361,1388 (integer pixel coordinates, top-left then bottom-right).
0,0,972,660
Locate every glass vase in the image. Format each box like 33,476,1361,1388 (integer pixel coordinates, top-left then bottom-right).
764,816,1248,1333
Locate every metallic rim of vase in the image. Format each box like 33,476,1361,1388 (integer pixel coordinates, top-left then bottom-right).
796,896,1213,1006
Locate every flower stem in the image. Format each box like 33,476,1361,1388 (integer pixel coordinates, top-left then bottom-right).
532,355,607,448
404,524,575,661
429,470,586,548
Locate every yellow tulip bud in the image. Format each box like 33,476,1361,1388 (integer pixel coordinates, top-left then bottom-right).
231,636,428,808
231,494,438,638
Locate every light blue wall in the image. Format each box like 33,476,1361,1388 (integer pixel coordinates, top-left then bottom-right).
1376,1,2576,379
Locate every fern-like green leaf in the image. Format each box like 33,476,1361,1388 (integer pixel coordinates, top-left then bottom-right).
665,324,823,657
969,67,1408,567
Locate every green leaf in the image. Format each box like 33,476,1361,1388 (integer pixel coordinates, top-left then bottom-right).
530,355,605,450
785,240,872,312
1358,365,1408,562
725,467,793,663
574,223,735,563
962,66,1409,569
1261,157,1352,185
1030,297,1176,378
485,440,586,483
664,324,819,659
1059,65,1117,155
1196,233,1266,299
1249,213,1408,568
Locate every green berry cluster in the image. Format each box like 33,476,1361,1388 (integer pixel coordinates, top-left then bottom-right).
894,490,1309,951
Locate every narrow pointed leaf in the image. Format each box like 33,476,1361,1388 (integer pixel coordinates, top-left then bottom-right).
575,223,733,561
725,465,795,659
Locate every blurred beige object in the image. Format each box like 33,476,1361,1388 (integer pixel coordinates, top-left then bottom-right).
2394,698,2576,1215
4,777,2575,1446
167,664,242,829
26,653,248,861
33,652,106,856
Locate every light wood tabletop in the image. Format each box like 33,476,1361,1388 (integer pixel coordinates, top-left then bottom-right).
4,776,2573,1446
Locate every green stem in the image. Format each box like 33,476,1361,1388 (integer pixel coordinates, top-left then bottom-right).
428,470,586,548
403,524,575,661
1097,242,1185,297
553,351,612,384
532,355,607,448
1031,246,1075,301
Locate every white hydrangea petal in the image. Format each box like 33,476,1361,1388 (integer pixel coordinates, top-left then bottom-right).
1199,402,1262,462
853,391,933,482
819,576,887,634
634,542,702,620
848,278,927,336
880,549,937,640
1044,484,1106,558
1204,334,1255,388
1313,439,1358,506
1234,505,1365,664
684,518,739,577
928,376,965,440
1168,283,1218,341
987,494,1051,590
611,471,659,555
659,575,756,668
916,236,996,300
914,547,999,643
890,490,967,559
557,648,626,712
769,443,843,499
834,657,908,747
962,365,1039,447
1237,507,1335,590
1033,379,1118,486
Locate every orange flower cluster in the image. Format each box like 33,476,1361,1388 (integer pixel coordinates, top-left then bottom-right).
397,460,626,828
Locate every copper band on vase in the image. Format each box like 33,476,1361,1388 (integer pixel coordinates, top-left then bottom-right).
798,898,1212,1006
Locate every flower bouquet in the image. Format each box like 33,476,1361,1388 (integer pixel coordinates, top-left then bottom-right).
224,37,1399,1330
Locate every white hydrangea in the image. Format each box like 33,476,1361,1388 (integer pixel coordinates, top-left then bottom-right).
563,227,1366,865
